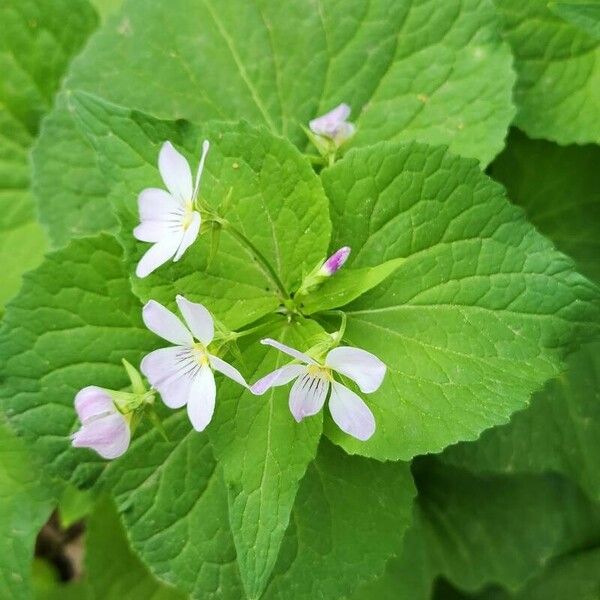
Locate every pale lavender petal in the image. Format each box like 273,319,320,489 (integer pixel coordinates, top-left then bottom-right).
142,300,193,346
260,338,316,364
289,373,328,422
328,381,375,441
309,103,351,138
325,346,386,393
333,121,356,145
140,346,196,408
250,364,305,395
320,246,351,276
74,386,113,421
138,188,181,219
176,295,214,345
209,355,247,387
173,211,201,262
187,365,216,431
135,236,181,278
72,412,130,459
158,142,193,203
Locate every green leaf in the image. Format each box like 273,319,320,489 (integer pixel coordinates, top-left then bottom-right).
101,413,244,600
297,257,405,315
0,234,158,487
69,92,331,329
263,440,416,600
494,0,600,144
85,496,186,599
0,422,55,600
208,318,325,599
34,0,517,247
57,484,94,529
319,141,600,460
549,2,600,39
0,0,98,307
490,129,600,284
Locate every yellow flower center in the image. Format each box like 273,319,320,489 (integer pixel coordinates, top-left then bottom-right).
307,364,332,380
192,343,210,366
182,202,195,230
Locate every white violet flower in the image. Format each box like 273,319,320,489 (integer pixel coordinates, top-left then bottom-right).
140,295,247,431
309,103,356,148
251,339,385,441
134,140,210,278
72,386,131,459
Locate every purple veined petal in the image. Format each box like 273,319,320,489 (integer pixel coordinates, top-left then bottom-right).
309,103,351,137
140,346,196,408
142,300,193,346
250,363,306,395
289,372,329,422
72,412,130,460
133,220,174,243
328,381,375,441
74,386,113,421
320,246,351,276
173,211,201,262
209,355,247,387
325,346,386,393
176,294,214,345
260,338,316,365
158,142,193,204
138,187,182,219
135,235,181,278
187,365,216,431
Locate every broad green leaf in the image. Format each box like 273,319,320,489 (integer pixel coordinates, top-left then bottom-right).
549,2,600,39
0,422,55,600
69,92,331,329
319,141,600,460
101,412,243,600
57,484,95,529
0,0,97,307
263,440,416,600
85,497,186,600
494,0,600,144
490,129,600,283
208,318,325,599
0,234,158,487
297,257,405,315
34,0,517,246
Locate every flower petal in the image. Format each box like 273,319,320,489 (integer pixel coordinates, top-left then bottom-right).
142,300,193,346
140,346,196,408
158,141,193,203
210,355,247,387
173,211,201,262
325,346,386,393
138,187,181,219
187,365,216,431
74,386,113,421
309,103,351,137
175,295,214,345
135,236,181,278
133,220,173,243
72,412,130,460
250,363,305,395
260,338,315,364
328,381,375,441
333,122,356,145
289,373,328,422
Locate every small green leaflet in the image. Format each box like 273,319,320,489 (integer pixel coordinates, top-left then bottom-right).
549,2,600,39
69,92,332,330
494,0,600,144
320,141,600,460
297,257,405,315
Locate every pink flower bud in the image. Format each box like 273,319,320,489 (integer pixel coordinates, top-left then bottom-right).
320,247,351,276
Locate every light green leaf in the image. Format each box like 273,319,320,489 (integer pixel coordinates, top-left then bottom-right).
0,422,55,600
101,413,243,600
85,497,187,600
494,0,600,144
0,0,97,307
297,257,405,315
69,92,331,329
263,440,416,600
34,0,517,246
320,141,600,460
549,2,600,39
0,234,158,487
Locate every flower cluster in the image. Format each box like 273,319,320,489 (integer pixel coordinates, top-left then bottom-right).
72,105,386,460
